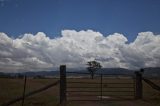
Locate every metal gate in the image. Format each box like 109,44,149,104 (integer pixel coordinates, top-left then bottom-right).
59,65,137,103
66,72,135,101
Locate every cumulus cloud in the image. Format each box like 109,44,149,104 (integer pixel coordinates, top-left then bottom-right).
0,30,160,72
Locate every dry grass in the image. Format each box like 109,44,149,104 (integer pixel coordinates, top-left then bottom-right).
0,77,160,106
0,78,59,106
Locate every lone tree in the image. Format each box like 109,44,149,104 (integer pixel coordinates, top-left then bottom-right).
87,60,102,79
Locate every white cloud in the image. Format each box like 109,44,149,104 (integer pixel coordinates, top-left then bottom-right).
0,30,160,72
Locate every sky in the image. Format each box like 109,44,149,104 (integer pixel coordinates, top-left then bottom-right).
0,0,160,41
0,0,160,72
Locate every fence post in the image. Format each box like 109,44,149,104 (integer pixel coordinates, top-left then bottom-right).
22,75,27,106
60,65,66,104
135,70,143,99
100,74,103,101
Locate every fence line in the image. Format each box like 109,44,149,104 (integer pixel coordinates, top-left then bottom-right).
2,80,60,106
3,65,160,106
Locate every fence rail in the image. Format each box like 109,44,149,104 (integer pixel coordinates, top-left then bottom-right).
142,78,160,92
66,71,135,77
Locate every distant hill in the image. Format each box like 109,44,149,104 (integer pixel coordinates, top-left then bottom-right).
0,67,160,78
143,67,160,78
98,68,133,75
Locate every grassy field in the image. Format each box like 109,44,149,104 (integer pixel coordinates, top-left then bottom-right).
0,78,59,106
0,77,160,106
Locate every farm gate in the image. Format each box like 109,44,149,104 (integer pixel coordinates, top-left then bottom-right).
60,65,143,104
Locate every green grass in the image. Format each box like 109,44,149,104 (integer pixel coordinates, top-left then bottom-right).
0,77,160,106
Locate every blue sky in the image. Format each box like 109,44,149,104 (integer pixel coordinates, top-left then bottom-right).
0,0,160,42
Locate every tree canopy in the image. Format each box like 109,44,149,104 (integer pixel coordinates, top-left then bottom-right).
87,60,102,79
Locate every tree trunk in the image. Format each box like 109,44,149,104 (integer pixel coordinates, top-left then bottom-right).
91,72,94,79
